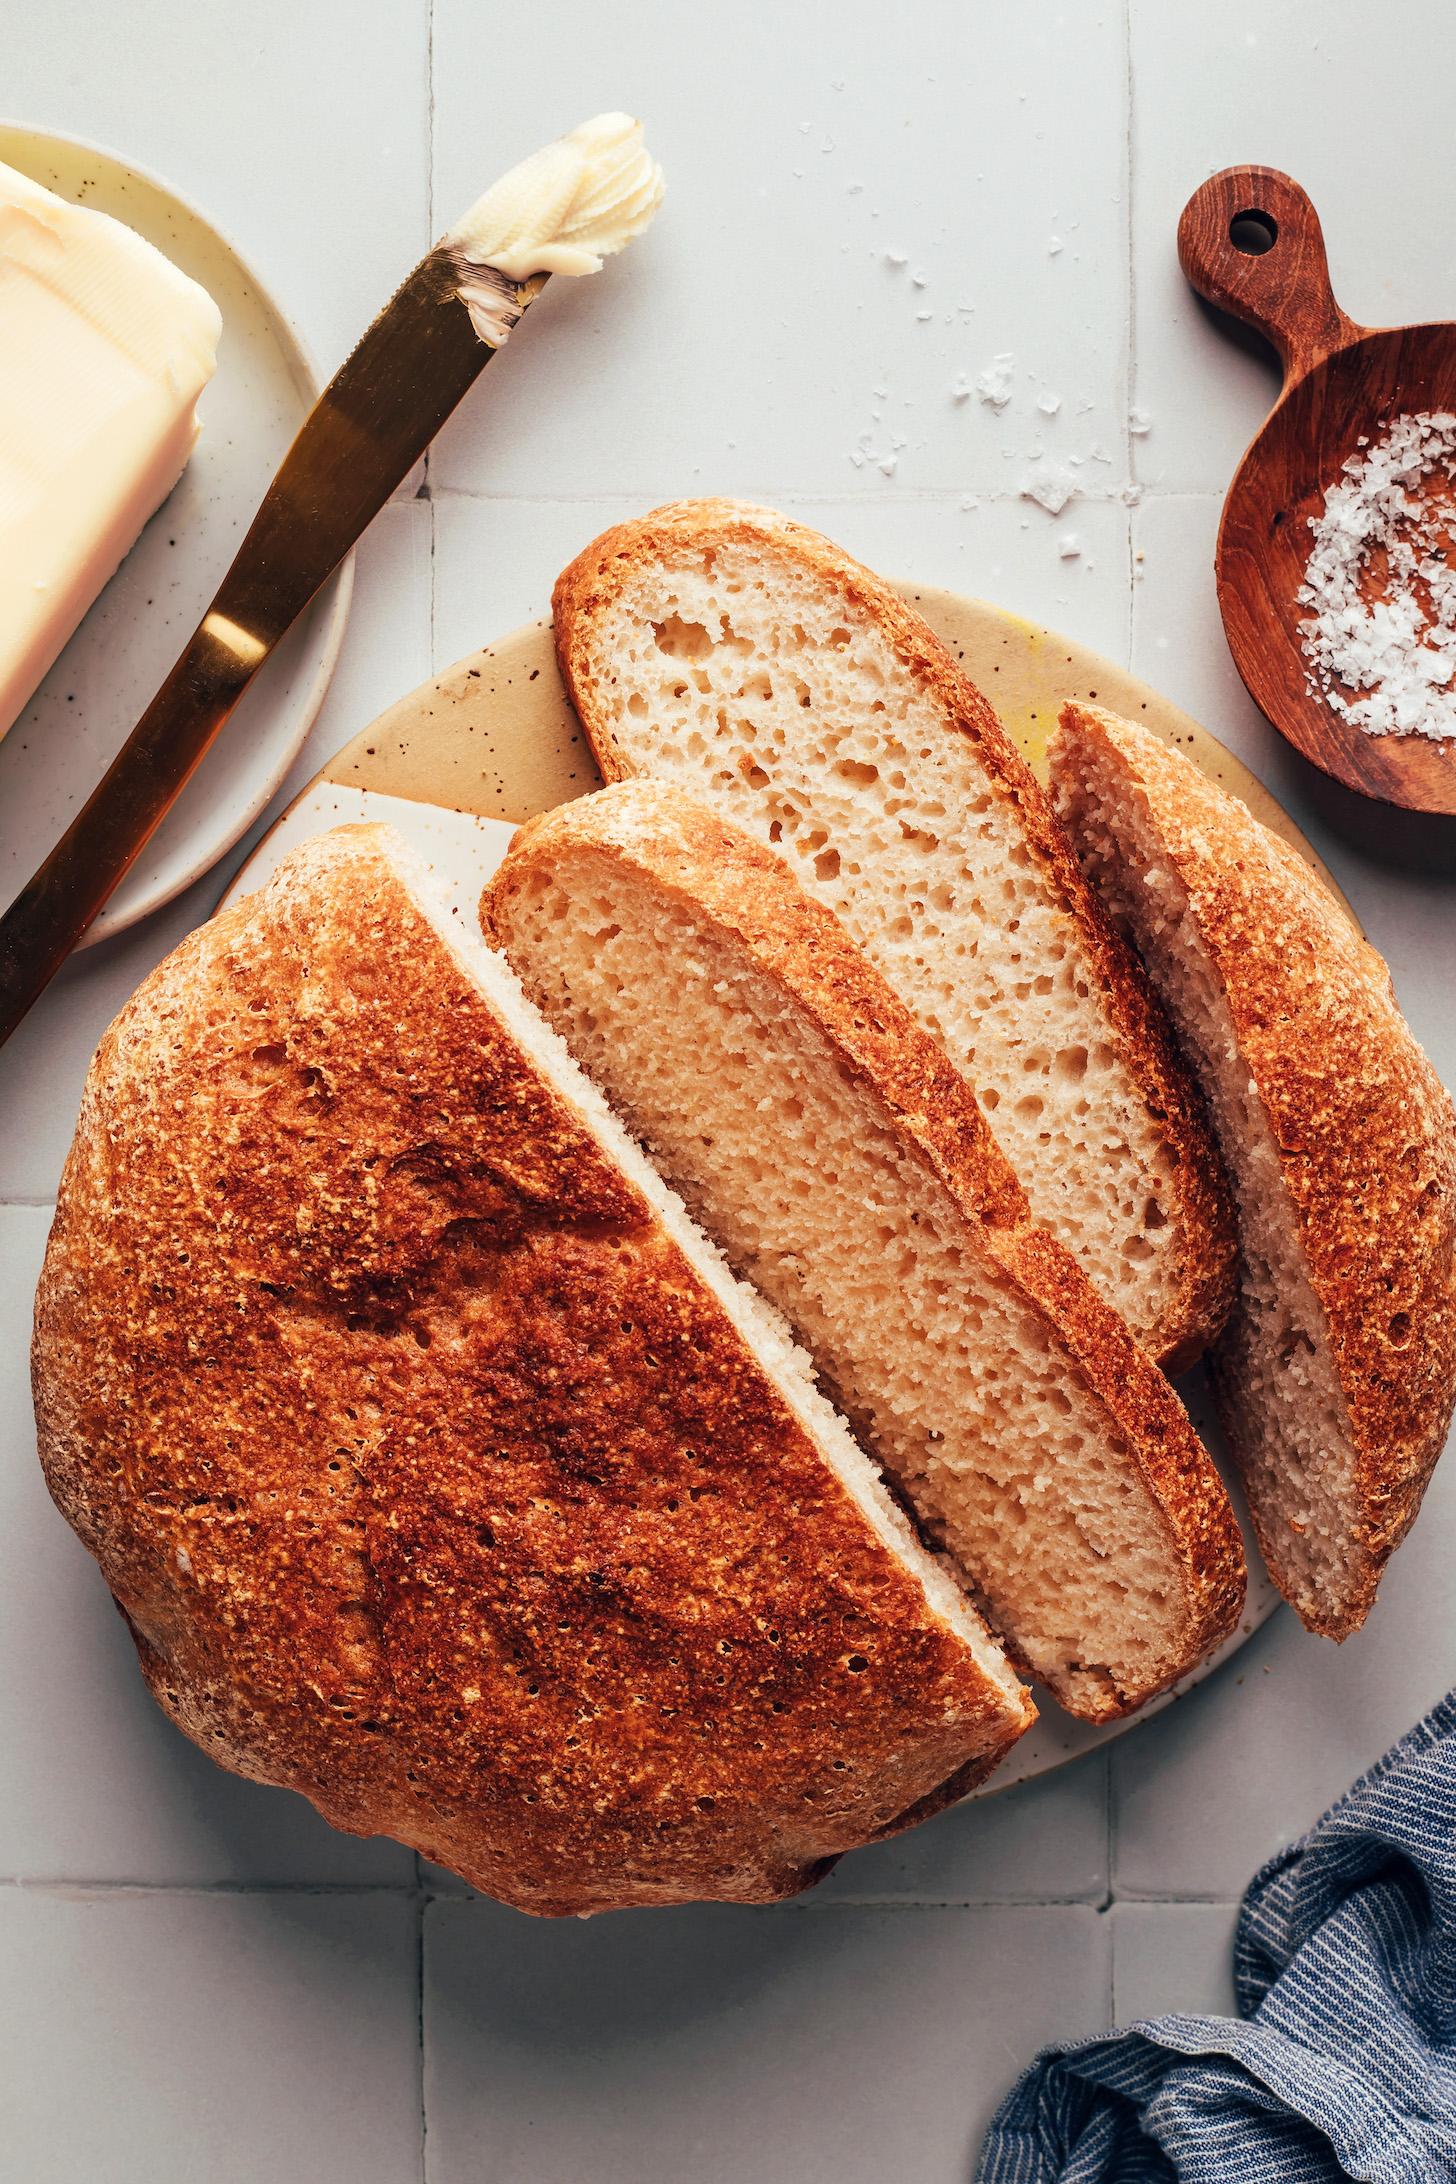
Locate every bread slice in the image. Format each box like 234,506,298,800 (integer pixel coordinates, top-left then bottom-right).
32,824,1034,1918
553,499,1235,1371
1050,702,1456,1637
484,781,1246,1720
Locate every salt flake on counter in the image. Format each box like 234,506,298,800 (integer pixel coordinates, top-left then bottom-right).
1058,532,1081,559
975,354,1015,409
1021,465,1079,516
1037,391,1062,417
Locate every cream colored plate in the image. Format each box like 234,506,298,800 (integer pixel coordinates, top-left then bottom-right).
225,584,1327,1796
0,122,352,942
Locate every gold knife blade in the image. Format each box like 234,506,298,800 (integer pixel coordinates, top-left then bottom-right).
0,243,546,1046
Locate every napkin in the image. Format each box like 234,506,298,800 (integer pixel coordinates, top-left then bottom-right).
977,1690,1456,2182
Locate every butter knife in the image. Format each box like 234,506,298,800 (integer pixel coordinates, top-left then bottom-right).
0,239,545,1044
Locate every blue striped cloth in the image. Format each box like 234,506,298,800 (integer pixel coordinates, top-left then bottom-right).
977,1691,1456,2182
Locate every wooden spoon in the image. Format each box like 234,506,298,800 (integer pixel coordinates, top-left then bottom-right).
1178,165,1456,815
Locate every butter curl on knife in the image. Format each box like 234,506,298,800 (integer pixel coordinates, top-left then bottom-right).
447,113,666,346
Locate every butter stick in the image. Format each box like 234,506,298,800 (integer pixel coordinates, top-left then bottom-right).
0,160,222,739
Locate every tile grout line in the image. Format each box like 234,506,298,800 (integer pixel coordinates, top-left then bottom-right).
425,484,1186,508
0,1874,1117,1909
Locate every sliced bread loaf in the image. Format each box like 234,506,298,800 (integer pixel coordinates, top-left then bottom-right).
485,780,1247,1720
1050,702,1456,1637
32,824,1034,1916
552,499,1235,1370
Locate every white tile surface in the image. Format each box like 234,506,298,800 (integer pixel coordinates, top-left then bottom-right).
2,0,429,372
430,0,1130,501
424,1899,1109,2183
1112,1902,1240,2021
0,1890,419,2184
813,1751,1108,1904
1129,1,1456,494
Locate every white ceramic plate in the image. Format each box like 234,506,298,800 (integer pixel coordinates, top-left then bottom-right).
0,122,353,942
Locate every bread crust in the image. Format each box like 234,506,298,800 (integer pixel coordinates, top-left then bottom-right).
31,826,1034,1916
551,498,1236,1373
485,780,1247,1717
1053,703,1456,1637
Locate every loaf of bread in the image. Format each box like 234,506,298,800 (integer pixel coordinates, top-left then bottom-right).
484,779,1247,1720
552,499,1235,1371
1051,702,1456,1637
31,825,1036,1916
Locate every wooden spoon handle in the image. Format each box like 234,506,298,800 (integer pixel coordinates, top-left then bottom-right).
1177,166,1362,383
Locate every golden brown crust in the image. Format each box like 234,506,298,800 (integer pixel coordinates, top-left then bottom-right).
1053,703,1456,1637
484,780,1247,1716
551,498,1237,1372
31,826,1033,1916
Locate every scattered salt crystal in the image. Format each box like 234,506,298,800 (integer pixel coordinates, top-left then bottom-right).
1037,391,1062,417
960,494,980,511
886,249,908,267
848,450,865,467
878,454,898,476
1128,407,1153,436
911,270,928,288
1021,465,1079,516
1048,236,1064,256
1058,532,1082,559
975,353,1015,409
1299,410,1456,741
915,310,932,322
951,375,971,403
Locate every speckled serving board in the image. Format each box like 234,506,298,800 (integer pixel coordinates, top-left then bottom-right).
226,583,1341,1794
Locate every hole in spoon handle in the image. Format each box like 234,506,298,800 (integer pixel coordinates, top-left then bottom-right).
1177,165,1360,383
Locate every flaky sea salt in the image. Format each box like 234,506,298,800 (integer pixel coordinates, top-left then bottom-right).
1021,465,1079,516
1298,411,1456,741
975,354,1015,409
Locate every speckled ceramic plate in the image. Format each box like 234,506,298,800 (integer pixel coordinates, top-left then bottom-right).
0,122,353,943
221,584,1348,1795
